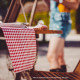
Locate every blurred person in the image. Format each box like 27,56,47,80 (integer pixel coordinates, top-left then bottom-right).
44,0,79,72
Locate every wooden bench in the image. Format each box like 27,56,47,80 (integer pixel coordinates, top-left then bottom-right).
16,60,80,80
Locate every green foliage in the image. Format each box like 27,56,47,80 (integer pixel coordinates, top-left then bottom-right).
17,13,30,22
33,12,49,26
70,10,76,29
17,11,76,29
17,12,50,27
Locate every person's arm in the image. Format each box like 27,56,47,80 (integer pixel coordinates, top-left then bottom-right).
54,0,79,10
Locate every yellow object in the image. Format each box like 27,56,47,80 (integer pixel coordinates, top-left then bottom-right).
58,4,70,12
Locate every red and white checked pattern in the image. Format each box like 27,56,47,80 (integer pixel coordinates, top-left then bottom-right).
1,27,36,73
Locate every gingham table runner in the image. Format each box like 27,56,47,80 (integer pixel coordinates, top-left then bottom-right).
1,27,36,73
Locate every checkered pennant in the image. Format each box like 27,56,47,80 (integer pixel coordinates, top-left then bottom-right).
1,27,36,73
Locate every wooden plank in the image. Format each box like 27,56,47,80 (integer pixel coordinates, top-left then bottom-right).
3,0,25,23
29,0,38,26
74,60,80,73
35,29,63,34
30,71,80,80
42,72,57,80
39,72,52,80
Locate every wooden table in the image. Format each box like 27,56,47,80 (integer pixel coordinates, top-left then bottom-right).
0,27,63,40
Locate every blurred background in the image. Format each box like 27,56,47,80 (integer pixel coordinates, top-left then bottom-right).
0,0,80,79
0,0,80,32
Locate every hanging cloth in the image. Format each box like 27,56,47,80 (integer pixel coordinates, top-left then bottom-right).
1,26,36,73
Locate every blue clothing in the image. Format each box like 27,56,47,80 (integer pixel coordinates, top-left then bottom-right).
49,0,72,39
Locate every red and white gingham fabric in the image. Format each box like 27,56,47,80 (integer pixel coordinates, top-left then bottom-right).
1,27,36,73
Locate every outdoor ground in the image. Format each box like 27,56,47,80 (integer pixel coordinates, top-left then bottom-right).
36,42,80,72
